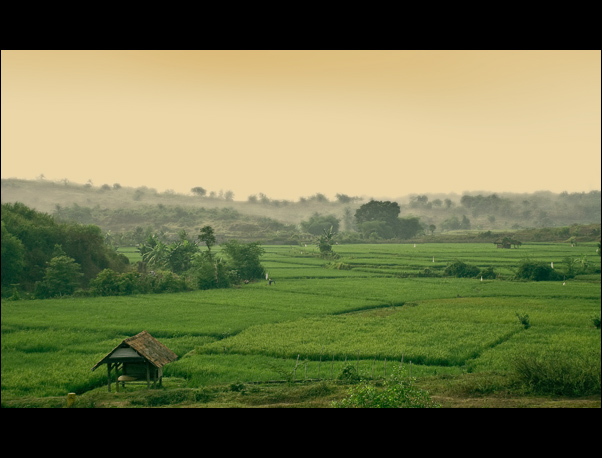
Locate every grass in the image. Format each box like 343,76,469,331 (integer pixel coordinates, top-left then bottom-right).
1,242,600,407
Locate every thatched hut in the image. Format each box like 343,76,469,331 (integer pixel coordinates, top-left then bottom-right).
92,331,178,392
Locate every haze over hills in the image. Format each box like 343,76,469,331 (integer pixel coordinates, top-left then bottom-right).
3,177,600,246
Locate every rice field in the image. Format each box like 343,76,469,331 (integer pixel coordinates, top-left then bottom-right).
1,242,600,402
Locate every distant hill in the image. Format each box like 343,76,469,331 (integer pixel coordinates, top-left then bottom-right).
2,178,600,245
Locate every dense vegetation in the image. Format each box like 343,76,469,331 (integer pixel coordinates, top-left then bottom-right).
1,179,600,407
1,204,267,299
2,242,600,407
2,178,600,246
1,202,130,297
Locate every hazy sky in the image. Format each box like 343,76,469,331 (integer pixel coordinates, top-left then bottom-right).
2,50,600,201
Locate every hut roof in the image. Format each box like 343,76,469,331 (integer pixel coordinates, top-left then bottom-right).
92,331,178,371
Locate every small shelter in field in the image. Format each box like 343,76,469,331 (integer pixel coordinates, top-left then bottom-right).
91,331,178,392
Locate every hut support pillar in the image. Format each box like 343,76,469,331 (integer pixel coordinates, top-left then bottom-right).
107,363,112,392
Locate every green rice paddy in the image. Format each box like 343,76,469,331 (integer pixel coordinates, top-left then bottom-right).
2,242,600,402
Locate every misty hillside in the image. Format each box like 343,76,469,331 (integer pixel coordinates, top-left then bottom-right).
2,178,600,245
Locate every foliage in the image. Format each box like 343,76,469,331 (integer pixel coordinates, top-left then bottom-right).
336,364,361,382
34,254,84,298
87,268,189,296
166,231,199,273
395,217,424,239
301,213,340,235
479,266,497,279
2,242,600,404
494,236,522,248
190,254,232,290
89,268,137,296
460,193,512,217
513,351,601,396
444,260,480,278
191,186,207,197
1,202,128,296
198,225,217,258
221,240,265,281
1,221,25,290
139,234,169,269
358,220,395,240
355,200,401,226
515,312,531,329
515,259,564,281
354,201,423,240
440,214,471,231
333,367,440,408
316,226,338,258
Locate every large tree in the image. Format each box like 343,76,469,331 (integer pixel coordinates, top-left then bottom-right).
354,200,400,226
35,254,84,298
1,221,25,291
355,200,424,240
301,213,340,235
1,202,128,294
221,240,265,281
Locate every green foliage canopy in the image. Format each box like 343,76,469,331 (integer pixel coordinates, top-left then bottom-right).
221,240,265,281
300,213,340,235
0,202,128,296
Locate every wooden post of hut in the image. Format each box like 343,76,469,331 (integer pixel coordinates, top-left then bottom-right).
91,331,178,392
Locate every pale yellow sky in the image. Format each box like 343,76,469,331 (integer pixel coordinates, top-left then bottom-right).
2,50,600,201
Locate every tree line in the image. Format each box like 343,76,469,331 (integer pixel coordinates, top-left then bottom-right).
1,203,266,300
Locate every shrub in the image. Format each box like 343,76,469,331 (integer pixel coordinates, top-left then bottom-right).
479,266,497,279
337,364,361,383
153,271,188,293
88,268,122,296
333,367,440,408
444,260,480,278
516,312,531,329
513,352,601,396
34,255,84,298
515,260,563,281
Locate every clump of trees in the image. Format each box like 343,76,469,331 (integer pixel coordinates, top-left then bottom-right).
354,200,424,240
332,366,440,408
439,214,471,231
1,203,266,299
443,260,497,279
1,202,129,298
301,213,340,235
514,260,564,282
104,225,265,294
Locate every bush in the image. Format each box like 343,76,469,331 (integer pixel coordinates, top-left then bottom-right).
515,260,563,281
192,256,232,290
34,255,84,298
516,312,531,329
89,268,122,296
513,352,601,396
221,240,265,281
333,367,440,408
479,266,497,279
336,364,361,383
444,260,480,278
89,268,189,296
152,271,189,293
